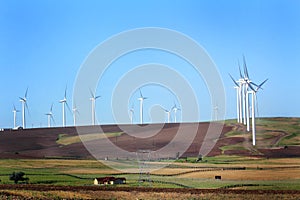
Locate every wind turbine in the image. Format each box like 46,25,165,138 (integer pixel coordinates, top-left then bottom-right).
45,104,55,128
137,89,147,124
72,104,79,126
163,107,172,123
247,79,268,146
229,74,241,123
172,103,181,123
129,104,134,124
90,89,100,126
59,86,71,127
213,104,219,121
19,88,29,128
12,104,20,128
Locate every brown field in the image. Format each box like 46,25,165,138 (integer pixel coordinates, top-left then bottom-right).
0,185,300,200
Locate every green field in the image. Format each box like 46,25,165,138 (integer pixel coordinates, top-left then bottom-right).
0,157,299,190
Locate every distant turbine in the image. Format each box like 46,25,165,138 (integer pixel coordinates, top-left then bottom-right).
163,108,171,123
172,103,181,123
12,104,20,128
19,88,28,128
90,89,100,126
45,104,55,128
129,104,134,124
72,104,79,126
213,104,219,121
59,86,71,127
229,74,241,123
137,89,147,124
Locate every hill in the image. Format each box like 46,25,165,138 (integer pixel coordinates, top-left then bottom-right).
0,118,299,159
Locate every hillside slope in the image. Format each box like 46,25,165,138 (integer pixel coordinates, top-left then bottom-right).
0,118,299,159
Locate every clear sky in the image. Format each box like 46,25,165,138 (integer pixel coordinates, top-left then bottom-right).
0,0,299,128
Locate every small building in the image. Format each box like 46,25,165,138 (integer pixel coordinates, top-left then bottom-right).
94,177,126,185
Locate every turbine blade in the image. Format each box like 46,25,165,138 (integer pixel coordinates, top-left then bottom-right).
139,89,143,98
257,79,268,91
66,101,72,114
89,88,95,98
229,74,239,87
25,102,30,117
95,95,101,99
238,60,243,78
51,115,56,125
64,86,67,99
249,82,260,88
243,55,249,79
50,103,53,112
248,83,256,91
25,87,28,98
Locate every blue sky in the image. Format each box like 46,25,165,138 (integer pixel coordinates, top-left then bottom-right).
0,0,299,128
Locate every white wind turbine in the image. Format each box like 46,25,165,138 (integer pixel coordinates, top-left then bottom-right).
247,79,268,146
163,107,172,123
12,104,20,128
72,104,79,126
213,104,219,121
59,87,71,127
19,88,29,128
172,103,181,123
137,89,147,124
90,89,100,126
129,104,134,124
229,74,241,123
45,104,55,128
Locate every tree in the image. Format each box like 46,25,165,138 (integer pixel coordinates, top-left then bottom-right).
9,172,29,184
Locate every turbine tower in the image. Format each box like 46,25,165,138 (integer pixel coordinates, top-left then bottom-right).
45,104,55,128
90,89,100,126
72,104,79,126
172,103,181,123
229,74,241,123
129,104,134,124
12,104,20,128
19,88,28,128
247,79,268,146
137,89,147,124
213,104,219,121
59,86,70,127
164,109,171,123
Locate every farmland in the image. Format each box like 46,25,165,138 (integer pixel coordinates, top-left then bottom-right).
0,157,300,199
0,118,299,199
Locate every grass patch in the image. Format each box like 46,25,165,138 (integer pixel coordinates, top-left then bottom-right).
220,144,247,153
57,132,123,145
